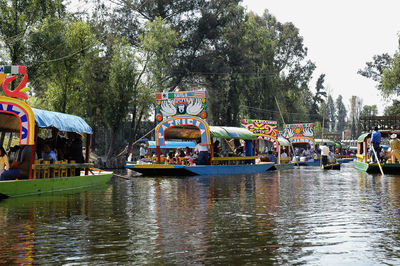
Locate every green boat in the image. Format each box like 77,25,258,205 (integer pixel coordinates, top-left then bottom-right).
0,65,113,198
353,130,400,174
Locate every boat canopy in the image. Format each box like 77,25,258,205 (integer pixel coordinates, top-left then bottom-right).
32,108,92,134
147,141,196,149
314,138,336,146
277,136,290,146
210,126,257,140
357,130,400,142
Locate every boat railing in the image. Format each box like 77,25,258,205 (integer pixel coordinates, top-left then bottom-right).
212,156,258,165
32,160,95,179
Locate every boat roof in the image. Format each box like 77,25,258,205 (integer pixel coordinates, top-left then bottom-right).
0,107,92,134
357,130,400,142
32,108,92,134
210,126,257,140
277,136,290,146
147,141,196,149
314,138,336,146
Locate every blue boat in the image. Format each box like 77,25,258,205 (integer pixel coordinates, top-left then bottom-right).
126,115,274,176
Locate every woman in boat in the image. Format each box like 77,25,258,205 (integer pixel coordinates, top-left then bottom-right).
0,145,33,181
0,146,9,175
42,143,57,162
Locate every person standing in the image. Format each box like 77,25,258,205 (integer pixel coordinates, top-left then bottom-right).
0,147,9,175
195,140,209,165
139,144,146,159
371,126,381,163
320,142,330,166
389,133,400,164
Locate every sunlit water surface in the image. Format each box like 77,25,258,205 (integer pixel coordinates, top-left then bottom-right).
1,164,400,265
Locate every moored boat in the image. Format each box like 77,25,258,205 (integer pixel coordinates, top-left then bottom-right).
0,66,113,198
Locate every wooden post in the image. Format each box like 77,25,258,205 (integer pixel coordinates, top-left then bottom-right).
210,141,213,166
85,134,91,175
156,145,161,164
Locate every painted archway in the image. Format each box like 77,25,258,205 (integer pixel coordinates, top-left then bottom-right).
0,96,35,145
155,115,210,146
290,136,315,151
257,135,278,151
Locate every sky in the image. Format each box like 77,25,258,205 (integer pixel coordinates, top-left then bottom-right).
242,0,400,114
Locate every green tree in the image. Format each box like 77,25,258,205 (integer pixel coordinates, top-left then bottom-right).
326,95,336,131
309,74,327,122
335,95,347,132
350,96,363,138
0,0,64,64
360,105,378,117
104,40,138,159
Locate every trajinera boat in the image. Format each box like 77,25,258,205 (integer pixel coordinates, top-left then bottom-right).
126,90,274,176
354,129,400,174
0,65,113,198
241,119,294,170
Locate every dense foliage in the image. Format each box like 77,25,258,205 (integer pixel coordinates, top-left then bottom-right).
0,0,352,156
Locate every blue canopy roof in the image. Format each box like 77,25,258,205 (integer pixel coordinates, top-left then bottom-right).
147,141,196,149
32,108,92,134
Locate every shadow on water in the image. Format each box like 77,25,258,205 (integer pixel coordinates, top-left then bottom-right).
1,164,400,264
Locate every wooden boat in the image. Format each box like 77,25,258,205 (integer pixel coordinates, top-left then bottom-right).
241,119,294,170
0,66,113,198
126,116,274,176
353,130,400,174
322,163,341,170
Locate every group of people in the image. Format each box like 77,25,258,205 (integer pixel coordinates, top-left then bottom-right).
370,127,400,164
0,127,85,181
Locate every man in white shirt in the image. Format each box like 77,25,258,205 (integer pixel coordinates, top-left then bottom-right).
320,143,330,165
195,140,209,165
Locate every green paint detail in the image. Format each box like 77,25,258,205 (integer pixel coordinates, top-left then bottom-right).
357,133,370,142
4,65,11,73
353,160,369,172
0,173,113,198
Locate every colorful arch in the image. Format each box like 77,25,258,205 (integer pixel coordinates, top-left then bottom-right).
290,136,315,151
0,96,35,145
155,115,210,146
257,135,278,151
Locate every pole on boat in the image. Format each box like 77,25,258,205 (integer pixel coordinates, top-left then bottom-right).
370,130,384,176
320,116,324,168
274,97,299,167
85,134,91,175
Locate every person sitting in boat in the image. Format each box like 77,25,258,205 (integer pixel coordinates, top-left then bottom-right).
320,142,330,166
46,127,67,160
0,145,33,181
166,152,176,165
281,149,288,158
195,140,209,165
0,146,10,175
267,151,277,163
389,133,400,164
184,147,193,157
42,143,57,162
7,145,20,164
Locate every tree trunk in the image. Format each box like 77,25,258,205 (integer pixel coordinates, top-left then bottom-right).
107,127,118,160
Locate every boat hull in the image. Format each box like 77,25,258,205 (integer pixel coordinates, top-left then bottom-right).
126,163,274,176
270,163,295,171
0,172,113,198
354,159,400,174
322,163,341,170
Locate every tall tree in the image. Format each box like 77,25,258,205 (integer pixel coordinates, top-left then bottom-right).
360,105,378,117
349,96,363,139
326,95,336,131
335,95,347,132
309,74,327,122
0,0,65,64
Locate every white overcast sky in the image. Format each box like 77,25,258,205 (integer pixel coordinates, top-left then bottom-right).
242,0,400,114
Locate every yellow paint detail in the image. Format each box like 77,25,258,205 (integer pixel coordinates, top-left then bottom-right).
0,73,6,85
133,164,176,169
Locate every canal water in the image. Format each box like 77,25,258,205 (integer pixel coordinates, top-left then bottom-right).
1,164,400,265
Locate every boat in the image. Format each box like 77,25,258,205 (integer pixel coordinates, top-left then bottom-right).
354,130,400,174
126,90,274,176
322,163,341,170
0,65,113,198
241,119,294,170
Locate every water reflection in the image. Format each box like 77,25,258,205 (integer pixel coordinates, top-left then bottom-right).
0,164,399,264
